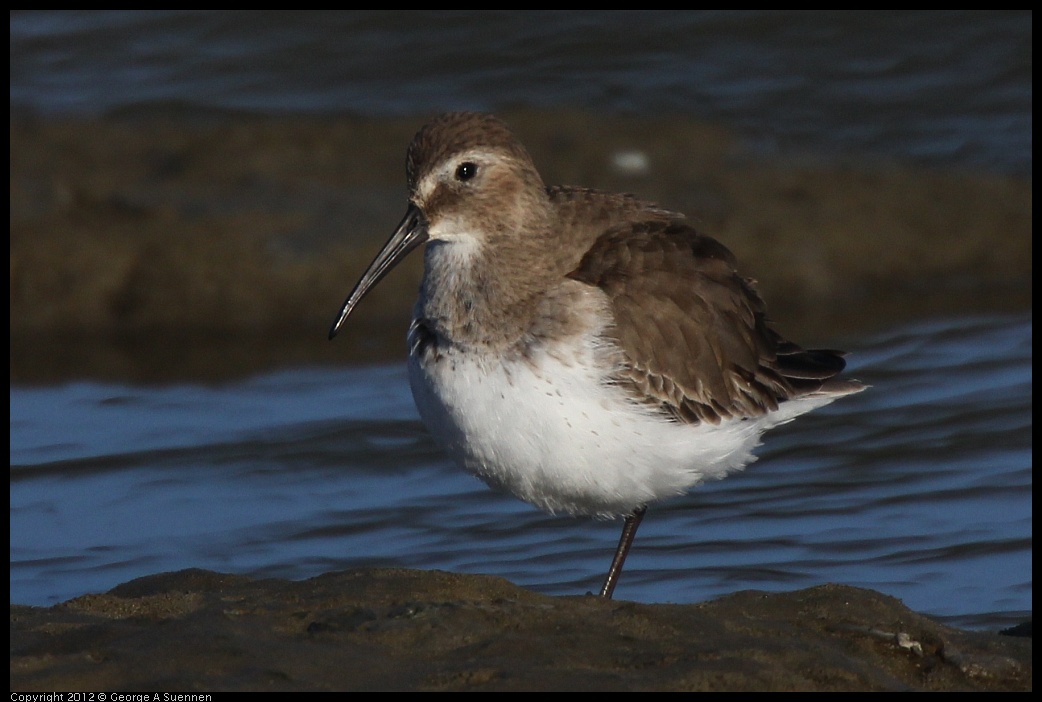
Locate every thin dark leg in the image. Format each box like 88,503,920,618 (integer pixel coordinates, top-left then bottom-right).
599,506,647,599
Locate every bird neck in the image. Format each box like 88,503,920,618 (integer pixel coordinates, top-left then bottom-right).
416,229,567,352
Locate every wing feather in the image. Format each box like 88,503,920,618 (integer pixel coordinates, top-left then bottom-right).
568,220,858,424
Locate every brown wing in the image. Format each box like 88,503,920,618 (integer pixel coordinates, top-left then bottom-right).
568,220,853,425
543,186,684,269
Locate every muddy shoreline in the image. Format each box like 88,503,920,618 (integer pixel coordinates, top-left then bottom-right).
9,568,1032,691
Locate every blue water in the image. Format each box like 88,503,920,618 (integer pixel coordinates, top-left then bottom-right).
9,10,1032,176
10,314,1032,631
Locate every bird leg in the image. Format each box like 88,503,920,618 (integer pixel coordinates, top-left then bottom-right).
599,506,647,599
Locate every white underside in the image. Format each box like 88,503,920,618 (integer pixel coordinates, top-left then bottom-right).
408,326,841,519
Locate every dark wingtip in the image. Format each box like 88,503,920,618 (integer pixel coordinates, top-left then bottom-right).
776,347,849,380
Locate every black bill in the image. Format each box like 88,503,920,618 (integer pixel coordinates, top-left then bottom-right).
328,203,428,340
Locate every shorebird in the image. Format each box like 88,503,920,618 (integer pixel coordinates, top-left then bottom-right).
330,112,864,599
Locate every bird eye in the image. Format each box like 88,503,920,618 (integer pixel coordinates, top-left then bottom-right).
455,162,477,182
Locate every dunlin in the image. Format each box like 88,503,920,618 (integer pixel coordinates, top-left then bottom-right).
330,112,864,599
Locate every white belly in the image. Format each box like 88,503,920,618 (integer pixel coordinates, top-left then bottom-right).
407,330,834,518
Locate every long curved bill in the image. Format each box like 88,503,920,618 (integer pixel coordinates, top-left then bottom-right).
328,203,428,340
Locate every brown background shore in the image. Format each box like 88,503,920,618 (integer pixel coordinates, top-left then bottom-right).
9,109,1031,383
